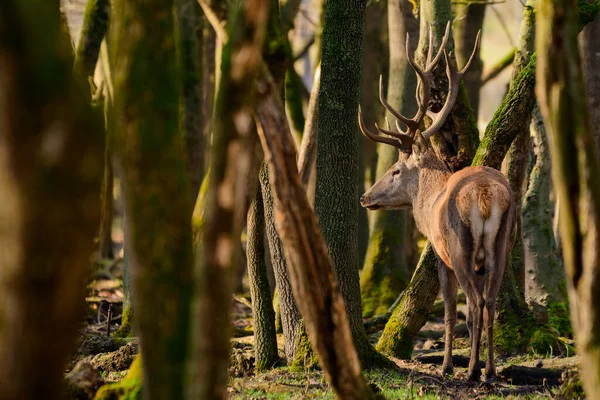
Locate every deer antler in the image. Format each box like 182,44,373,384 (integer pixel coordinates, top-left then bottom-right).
358,22,481,152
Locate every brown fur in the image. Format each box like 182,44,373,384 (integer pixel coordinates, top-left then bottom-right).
361,150,516,382
478,186,492,220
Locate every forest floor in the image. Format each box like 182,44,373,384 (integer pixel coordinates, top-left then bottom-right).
67,266,583,400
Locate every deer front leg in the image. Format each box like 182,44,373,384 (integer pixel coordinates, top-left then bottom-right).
437,260,457,376
466,294,484,382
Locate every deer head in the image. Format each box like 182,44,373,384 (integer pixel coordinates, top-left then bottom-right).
359,22,481,211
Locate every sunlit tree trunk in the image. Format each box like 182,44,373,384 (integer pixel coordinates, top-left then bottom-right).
360,0,418,317
523,106,570,335
502,0,535,296
247,183,279,372
0,1,104,398
536,0,600,395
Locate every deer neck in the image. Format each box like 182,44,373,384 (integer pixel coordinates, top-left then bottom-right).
412,162,452,238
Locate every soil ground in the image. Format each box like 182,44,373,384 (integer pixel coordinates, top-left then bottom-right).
71,273,583,400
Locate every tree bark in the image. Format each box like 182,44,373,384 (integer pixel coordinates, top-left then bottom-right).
74,0,110,79
260,165,302,363
581,10,600,154
254,63,380,400
98,138,114,260
502,0,535,296
110,0,195,397
0,1,104,398
453,2,486,117
522,106,570,335
536,0,600,396
247,183,280,372
314,0,389,367
360,0,418,318
192,1,269,398
176,0,205,206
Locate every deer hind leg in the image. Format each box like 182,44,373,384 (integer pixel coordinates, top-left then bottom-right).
453,258,484,382
437,259,457,376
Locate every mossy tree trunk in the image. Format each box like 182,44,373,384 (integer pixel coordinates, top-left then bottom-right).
176,0,205,206
453,2,486,117
376,0,479,359
254,63,380,400
502,0,535,296
74,0,110,78
0,1,104,398
359,0,387,261
314,0,391,368
536,0,600,394
581,12,600,153
522,106,571,336
247,183,279,372
192,1,269,398
360,0,418,318
110,0,195,398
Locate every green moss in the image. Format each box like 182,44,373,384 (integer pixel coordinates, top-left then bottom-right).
375,322,413,360
284,66,305,142
547,301,572,337
114,305,132,338
360,228,408,317
290,327,319,372
94,354,142,400
494,308,568,356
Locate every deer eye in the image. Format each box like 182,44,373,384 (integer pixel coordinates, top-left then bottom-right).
392,169,400,177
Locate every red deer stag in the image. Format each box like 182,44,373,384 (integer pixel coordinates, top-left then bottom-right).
358,23,516,382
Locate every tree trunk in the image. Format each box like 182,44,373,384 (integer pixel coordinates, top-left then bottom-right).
376,243,440,358
360,0,418,318
502,0,535,296
453,2,486,117
536,0,600,395
247,183,280,372
359,0,387,263
0,1,104,398
522,106,570,335
111,0,195,397
314,0,390,368
260,166,302,363
74,0,110,78
192,1,269,398
176,0,205,206
98,141,114,260
581,10,600,154
254,63,380,400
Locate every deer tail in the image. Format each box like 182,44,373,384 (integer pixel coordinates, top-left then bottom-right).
478,186,493,220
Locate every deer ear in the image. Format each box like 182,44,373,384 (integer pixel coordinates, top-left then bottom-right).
411,130,428,159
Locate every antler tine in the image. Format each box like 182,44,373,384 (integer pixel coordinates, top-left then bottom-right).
358,105,410,151
457,29,482,75
375,121,413,143
425,21,451,71
421,50,460,140
421,29,481,140
378,75,418,130
426,25,434,67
